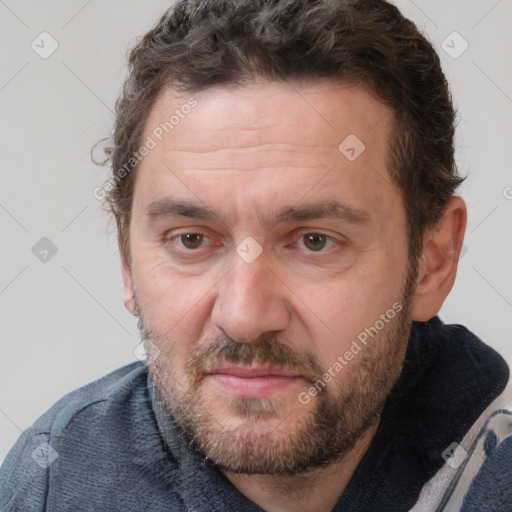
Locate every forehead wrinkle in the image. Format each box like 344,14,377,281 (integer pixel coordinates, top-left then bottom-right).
150,145,338,173
160,142,336,154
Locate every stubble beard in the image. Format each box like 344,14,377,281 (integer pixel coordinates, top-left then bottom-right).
136,263,417,475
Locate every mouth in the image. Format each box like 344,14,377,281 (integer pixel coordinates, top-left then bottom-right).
204,365,304,398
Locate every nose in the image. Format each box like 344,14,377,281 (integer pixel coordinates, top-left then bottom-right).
210,249,290,344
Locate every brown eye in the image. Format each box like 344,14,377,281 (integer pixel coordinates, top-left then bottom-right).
303,233,328,251
180,233,204,249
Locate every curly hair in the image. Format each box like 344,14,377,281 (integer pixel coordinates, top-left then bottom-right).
94,0,464,264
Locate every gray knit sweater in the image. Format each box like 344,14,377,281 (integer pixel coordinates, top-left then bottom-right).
0,317,509,511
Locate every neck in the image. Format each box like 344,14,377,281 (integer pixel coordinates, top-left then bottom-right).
223,417,380,512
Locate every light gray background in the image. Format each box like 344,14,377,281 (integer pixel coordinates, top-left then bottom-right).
1,0,511,464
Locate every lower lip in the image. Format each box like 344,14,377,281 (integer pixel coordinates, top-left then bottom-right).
207,374,302,397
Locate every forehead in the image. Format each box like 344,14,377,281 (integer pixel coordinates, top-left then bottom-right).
132,79,400,228
143,79,391,156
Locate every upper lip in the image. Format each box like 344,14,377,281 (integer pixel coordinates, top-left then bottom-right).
206,365,301,378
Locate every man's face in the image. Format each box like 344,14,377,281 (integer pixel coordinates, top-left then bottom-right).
125,79,417,474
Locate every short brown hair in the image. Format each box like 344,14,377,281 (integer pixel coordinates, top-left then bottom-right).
94,0,464,264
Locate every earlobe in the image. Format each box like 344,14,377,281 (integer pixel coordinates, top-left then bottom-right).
412,196,467,322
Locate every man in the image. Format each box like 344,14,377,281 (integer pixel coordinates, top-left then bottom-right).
1,0,510,510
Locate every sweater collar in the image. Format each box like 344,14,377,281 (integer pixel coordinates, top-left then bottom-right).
332,316,509,510
380,316,509,458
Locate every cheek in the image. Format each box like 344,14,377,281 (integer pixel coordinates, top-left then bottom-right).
299,285,368,370
134,258,215,341
299,256,407,368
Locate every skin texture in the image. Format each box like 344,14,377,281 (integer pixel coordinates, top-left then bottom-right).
120,79,467,512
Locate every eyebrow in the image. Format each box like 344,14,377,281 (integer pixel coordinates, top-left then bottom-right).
144,197,370,229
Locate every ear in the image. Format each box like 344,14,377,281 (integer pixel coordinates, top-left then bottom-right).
412,196,467,322
121,255,136,316
117,220,136,316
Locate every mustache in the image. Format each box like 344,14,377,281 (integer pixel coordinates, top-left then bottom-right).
186,334,325,386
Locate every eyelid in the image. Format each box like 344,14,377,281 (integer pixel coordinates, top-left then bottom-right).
165,230,216,249
163,228,346,253
294,231,341,251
